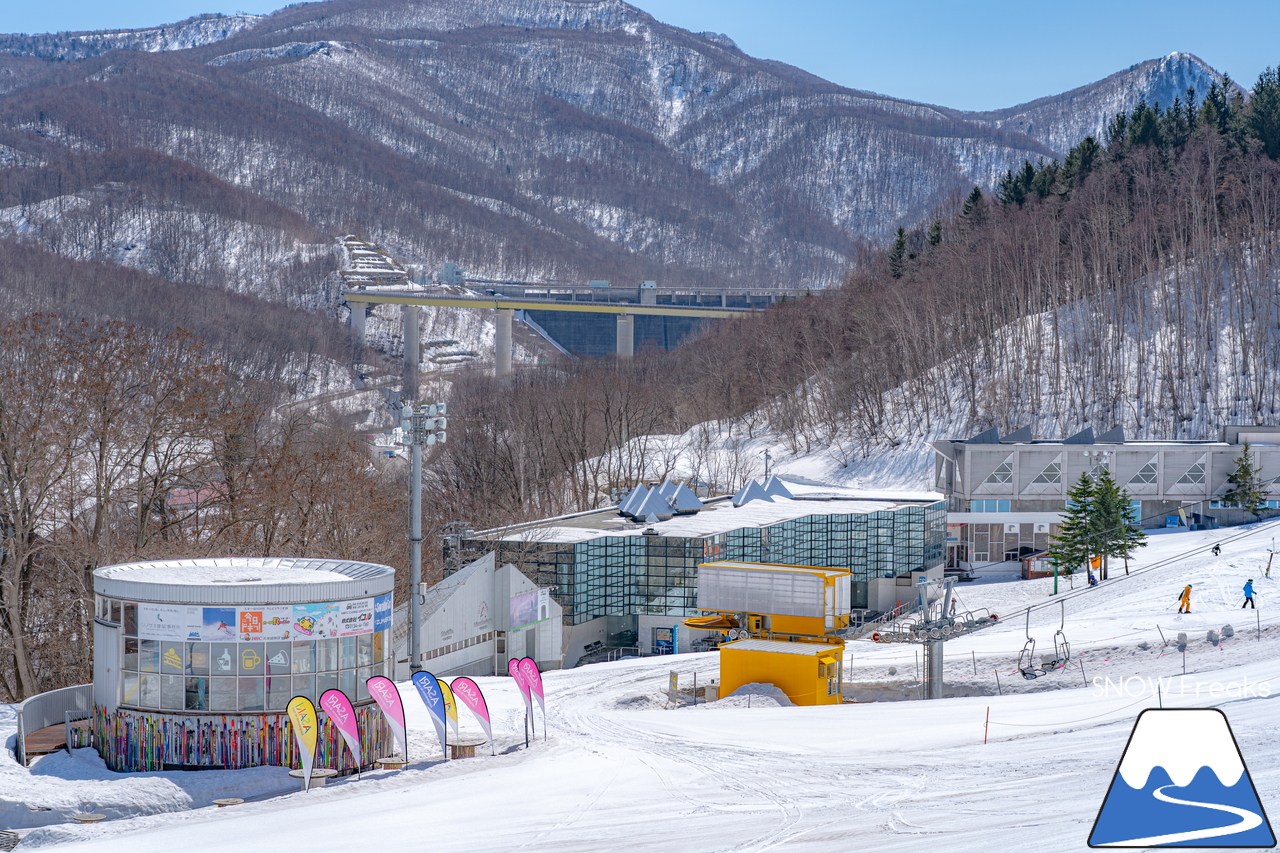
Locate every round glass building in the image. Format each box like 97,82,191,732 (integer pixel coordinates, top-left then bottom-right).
91,558,396,772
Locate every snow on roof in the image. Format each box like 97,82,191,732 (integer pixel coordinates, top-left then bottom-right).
723,639,843,656
94,557,393,586
497,495,934,544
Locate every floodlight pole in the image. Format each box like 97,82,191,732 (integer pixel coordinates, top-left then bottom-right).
409,431,423,674
402,402,449,675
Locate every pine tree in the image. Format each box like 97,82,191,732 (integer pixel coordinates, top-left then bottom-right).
926,220,942,248
1224,439,1267,514
1048,473,1096,578
888,227,907,278
1248,66,1280,159
1091,469,1145,579
961,186,983,217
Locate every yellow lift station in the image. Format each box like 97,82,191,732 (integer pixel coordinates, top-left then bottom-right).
684,561,851,706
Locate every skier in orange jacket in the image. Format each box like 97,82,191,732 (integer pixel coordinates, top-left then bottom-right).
1178,584,1192,614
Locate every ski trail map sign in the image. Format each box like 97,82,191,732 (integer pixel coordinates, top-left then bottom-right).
1089,708,1275,847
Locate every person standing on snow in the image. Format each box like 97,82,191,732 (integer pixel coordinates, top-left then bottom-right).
1212,544,1222,556
1243,579,1256,609
1178,584,1193,614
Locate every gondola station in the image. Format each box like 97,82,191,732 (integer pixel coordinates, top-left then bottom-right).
89,558,397,771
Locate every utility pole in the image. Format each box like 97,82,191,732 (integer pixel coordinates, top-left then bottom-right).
401,402,448,674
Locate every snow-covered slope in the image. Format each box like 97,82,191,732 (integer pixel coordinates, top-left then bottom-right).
0,14,265,60
8,524,1280,852
963,53,1232,155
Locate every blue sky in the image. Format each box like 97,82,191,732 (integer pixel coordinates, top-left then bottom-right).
7,1,1280,110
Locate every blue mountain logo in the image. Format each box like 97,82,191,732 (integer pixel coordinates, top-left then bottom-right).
1089,708,1275,847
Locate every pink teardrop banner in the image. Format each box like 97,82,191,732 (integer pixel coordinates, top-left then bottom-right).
366,675,408,762
319,689,363,776
518,657,546,740
449,677,494,755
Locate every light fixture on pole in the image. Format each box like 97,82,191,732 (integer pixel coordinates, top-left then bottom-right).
400,401,448,674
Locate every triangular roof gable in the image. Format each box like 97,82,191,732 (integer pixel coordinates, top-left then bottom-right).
761,475,794,500
671,482,704,512
619,484,648,516
1064,427,1095,444
633,489,676,519
732,479,773,507
1001,426,1032,442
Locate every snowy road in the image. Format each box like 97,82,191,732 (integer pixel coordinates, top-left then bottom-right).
8,525,1280,852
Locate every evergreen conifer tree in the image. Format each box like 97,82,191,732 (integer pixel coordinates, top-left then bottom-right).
1091,469,1144,579
1224,439,1267,515
1048,473,1096,579
888,227,907,278
961,186,983,217
927,220,942,248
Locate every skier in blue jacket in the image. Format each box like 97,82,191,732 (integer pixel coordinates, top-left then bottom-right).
1243,579,1256,609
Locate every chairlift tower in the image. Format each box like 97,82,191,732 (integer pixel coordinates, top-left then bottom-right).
871,578,999,699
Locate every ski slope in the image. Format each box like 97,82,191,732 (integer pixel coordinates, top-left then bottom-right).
7,524,1280,852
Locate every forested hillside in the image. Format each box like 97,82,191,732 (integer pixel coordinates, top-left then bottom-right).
426,75,1280,526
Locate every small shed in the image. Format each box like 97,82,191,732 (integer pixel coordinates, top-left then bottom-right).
719,639,844,706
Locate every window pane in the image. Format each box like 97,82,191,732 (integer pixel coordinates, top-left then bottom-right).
292,641,315,673
160,674,183,710
266,676,292,710
160,641,184,674
339,668,356,698
316,671,338,697
316,639,338,672
372,631,384,663
291,674,315,702
211,643,237,676
357,667,372,702
185,677,209,711
138,639,160,673
186,643,210,676
122,671,140,705
263,642,290,674
139,673,160,708
357,633,373,667
124,603,137,636
238,643,265,676
340,636,358,669
238,677,264,712
124,637,140,671
210,676,237,711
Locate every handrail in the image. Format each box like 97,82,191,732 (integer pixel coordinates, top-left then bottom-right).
14,684,92,766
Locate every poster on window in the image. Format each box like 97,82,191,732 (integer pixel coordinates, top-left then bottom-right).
137,603,186,641
239,605,293,641
292,602,339,638
338,598,374,637
185,607,237,641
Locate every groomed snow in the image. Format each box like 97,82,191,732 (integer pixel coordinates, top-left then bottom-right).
8,523,1280,852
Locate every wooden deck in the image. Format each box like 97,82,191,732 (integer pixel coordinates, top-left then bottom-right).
24,720,89,759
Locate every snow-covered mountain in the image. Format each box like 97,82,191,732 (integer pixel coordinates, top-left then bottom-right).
962,53,1232,156
0,1,1235,296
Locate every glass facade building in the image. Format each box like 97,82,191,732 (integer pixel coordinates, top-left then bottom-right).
467,500,946,624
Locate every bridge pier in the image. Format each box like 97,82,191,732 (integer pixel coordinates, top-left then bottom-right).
349,300,369,344
616,313,634,359
495,308,513,377
402,305,420,402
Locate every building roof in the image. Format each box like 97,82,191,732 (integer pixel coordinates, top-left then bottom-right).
723,639,843,656
93,557,395,605
487,490,940,545
700,561,850,578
